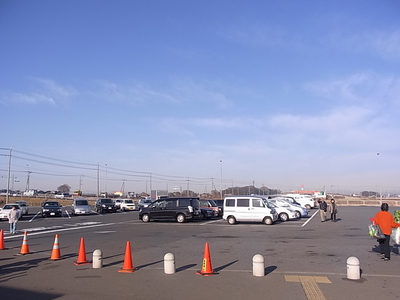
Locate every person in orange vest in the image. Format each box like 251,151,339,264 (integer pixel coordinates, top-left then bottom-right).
374,203,400,261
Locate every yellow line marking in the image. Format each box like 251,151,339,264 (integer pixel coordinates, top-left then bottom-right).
285,275,331,300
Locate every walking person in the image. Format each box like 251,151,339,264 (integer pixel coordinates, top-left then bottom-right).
328,198,338,222
317,198,327,222
373,203,400,261
8,205,19,234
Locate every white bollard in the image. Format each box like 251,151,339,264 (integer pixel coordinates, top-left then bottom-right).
347,256,360,280
93,249,103,269
164,253,175,274
252,254,265,277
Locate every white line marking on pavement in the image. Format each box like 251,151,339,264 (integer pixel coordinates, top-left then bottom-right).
302,210,319,227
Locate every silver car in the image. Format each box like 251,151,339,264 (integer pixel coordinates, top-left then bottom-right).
15,201,29,215
71,199,92,215
269,197,308,218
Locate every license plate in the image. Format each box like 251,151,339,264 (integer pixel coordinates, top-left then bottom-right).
50,212,55,215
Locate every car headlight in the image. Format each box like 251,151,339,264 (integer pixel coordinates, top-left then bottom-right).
57,208,62,211
102,204,106,207
43,208,49,212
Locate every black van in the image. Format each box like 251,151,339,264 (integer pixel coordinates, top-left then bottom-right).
139,197,200,223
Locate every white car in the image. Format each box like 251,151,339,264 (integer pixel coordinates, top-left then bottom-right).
281,194,316,210
268,200,298,221
119,199,137,211
269,198,308,218
0,203,22,220
113,199,123,209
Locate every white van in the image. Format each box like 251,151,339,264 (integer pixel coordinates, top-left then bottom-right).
223,195,278,225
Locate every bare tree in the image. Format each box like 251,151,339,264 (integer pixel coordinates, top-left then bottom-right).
57,184,71,194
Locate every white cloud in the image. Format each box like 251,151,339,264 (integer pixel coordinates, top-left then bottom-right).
1,78,75,105
368,30,400,61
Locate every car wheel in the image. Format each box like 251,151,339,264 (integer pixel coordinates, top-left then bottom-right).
279,213,289,222
227,216,236,225
305,204,311,210
141,214,150,223
294,211,301,219
176,214,186,223
263,217,273,225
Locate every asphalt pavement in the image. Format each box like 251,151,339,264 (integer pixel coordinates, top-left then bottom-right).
1,205,400,299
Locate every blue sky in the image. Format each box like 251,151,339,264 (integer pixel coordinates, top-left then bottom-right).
1,0,400,195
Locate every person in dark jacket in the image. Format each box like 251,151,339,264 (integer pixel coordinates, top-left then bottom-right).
328,198,338,222
317,198,327,222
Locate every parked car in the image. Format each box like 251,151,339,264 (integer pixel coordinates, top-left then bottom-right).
119,199,137,211
95,198,117,213
113,199,123,209
269,197,308,218
199,199,222,217
138,198,153,209
139,197,200,223
281,194,316,210
41,201,63,217
71,198,92,215
223,195,278,225
198,207,215,220
0,203,22,220
15,200,29,215
268,200,300,221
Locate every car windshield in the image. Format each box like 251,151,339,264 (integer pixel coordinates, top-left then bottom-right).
44,202,60,207
76,200,88,205
262,199,274,209
209,200,218,206
101,199,113,203
3,205,18,209
124,200,133,203
143,200,152,204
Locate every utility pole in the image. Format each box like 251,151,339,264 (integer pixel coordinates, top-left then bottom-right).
25,164,31,192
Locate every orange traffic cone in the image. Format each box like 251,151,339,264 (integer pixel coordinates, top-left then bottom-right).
0,230,6,250
19,231,30,255
196,242,218,276
74,237,90,265
118,241,137,273
50,234,62,260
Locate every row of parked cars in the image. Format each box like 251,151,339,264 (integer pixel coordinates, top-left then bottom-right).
138,194,316,225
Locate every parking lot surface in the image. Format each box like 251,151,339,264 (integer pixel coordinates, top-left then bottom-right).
1,206,400,299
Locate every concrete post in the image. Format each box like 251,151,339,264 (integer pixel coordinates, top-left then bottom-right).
252,254,264,277
347,256,360,280
93,249,103,269
164,253,175,274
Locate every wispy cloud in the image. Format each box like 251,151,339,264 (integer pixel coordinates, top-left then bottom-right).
1,78,75,105
217,22,287,48
95,80,179,105
305,72,400,107
94,78,234,110
367,30,400,61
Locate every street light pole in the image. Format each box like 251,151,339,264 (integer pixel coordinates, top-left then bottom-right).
6,149,12,204
377,153,382,205
220,160,223,200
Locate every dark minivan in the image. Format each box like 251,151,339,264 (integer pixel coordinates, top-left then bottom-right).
139,197,200,223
